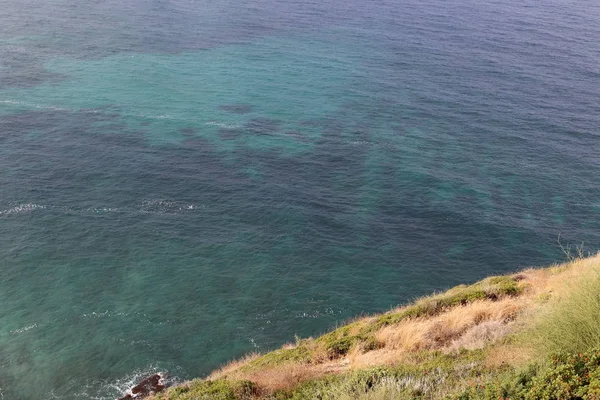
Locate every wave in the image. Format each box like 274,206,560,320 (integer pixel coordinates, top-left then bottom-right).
139,199,204,215
0,201,205,217
0,203,46,215
0,100,181,121
10,323,38,334
295,307,342,319
0,100,103,114
87,207,120,213
0,99,235,126
122,112,178,121
204,121,243,129
0,45,29,57
69,366,180,400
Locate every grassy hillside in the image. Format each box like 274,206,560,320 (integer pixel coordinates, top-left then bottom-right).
149,254,600,399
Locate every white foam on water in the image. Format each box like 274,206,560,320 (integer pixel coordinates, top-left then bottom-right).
87,207,120,213
295,307,341,319
0,100,107,115
139,199,205,215
249,337,259,349
85,367,179,400
0,99,71,112
125,112,178,121
81,310,111,318
0,201,205,218
0,203,46,215
120,372,166,399
347,140,375,145
79,310,159,326
10,323,38,334
204,121,242,129
1,45,28,53
79,108,104,114
0,99,169,118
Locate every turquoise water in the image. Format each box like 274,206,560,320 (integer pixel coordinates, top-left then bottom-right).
1,0,600,398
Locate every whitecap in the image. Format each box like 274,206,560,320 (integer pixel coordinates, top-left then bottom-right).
204,121,242,129
0,203,46,215
139,200,203,215
126,112,178,120
0,45,28,53
0,100,70,112
0,100,110,115
86,367,179,400
347,140,374,145
10,324,38,334
81,310,111,318
86,207,119,214
249,337,259,349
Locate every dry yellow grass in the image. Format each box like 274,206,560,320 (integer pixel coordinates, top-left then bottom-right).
241,363,325,392
483,343,533,368
344,297,521,370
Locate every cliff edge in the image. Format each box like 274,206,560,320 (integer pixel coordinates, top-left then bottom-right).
149,253,600,399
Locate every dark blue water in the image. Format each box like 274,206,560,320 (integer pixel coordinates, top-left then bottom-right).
1,0,600,398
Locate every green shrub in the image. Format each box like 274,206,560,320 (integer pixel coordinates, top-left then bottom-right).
525,350,600,400
452,349,600,400
316,323,381,358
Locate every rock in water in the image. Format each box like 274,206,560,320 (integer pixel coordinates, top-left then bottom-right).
118,373,166,400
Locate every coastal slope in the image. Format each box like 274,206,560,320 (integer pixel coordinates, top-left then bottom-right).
150,253,600,399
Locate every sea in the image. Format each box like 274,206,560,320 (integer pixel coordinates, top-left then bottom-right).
1,0,600,398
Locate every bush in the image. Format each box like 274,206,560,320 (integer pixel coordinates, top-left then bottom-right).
452,349,600,400
525,350,600,400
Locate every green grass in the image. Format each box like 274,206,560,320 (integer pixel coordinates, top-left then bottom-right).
152,379,256,400
274,350,491,400
315,322,382,358
274,348,600,400
529,271,600,355
241,346,312,371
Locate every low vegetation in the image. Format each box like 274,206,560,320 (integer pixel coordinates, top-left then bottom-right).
150,253,600,399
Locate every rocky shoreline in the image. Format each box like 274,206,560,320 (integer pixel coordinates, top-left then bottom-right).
118,373,166,400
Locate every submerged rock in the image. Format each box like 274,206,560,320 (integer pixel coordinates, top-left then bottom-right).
118,373,165,400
